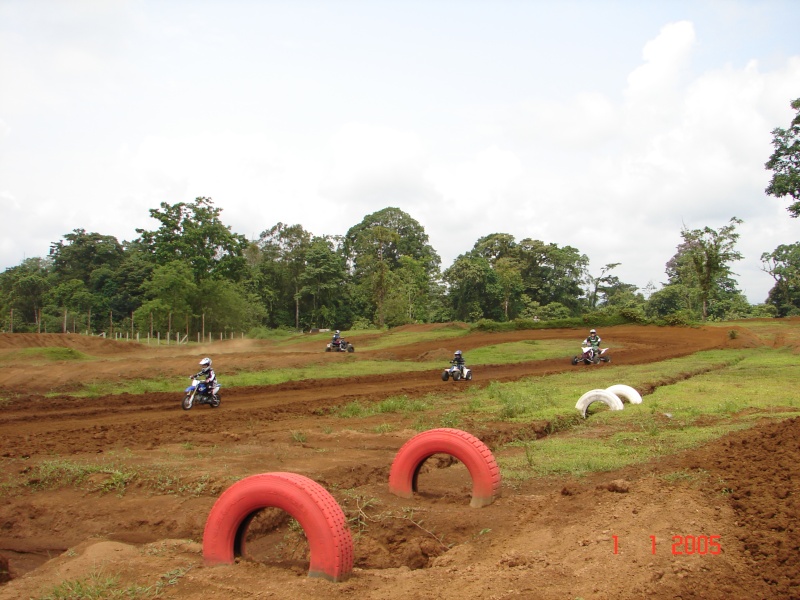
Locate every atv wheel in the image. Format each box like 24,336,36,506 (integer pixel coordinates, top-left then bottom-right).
465,371,473,381
571,357,579,365
601,357,610,363
325,346,331,352
347,344,354,352
441,371,449,381
452,369,461,381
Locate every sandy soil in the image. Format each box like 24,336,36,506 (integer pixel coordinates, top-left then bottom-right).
0,324,797,599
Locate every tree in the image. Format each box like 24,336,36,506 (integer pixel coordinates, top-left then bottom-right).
136,261,197,335
443,254,500,322
299,236,348,328
344,207,441,275
672,217,744,320
135,197,248,282
761,242,800,316
0,257,52,330
345,208,440,327
258,223,312,330
516,239,588,313
50,230,125,286
586,263,621,309
765,97,800,217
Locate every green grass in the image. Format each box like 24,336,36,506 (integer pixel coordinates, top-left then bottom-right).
35,566,190,600
6,347,92,363
11,458,222,498
465,339,579,365
490,346,800,481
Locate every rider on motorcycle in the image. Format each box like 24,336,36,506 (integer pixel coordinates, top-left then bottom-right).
451,350,466,375
583,329,601,360
197,357,219,400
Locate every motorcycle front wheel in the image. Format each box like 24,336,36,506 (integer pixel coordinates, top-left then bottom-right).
182,393,194,410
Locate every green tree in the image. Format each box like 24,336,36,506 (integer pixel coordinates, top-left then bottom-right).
136,261,197,335
135,197,248,282
516,239,588,312
585,263,623,310
257,223,312,330
0,258,53,330
299,236,349,328
345,208,440,327
443,254,500,322
671,217,744,320
765,97,800,217
761,242,800,316
50,230,125,286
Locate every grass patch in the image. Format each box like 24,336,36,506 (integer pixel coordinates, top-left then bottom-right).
8,347,91,363
35,566,191,600
466,339,582,365
17,458,221,498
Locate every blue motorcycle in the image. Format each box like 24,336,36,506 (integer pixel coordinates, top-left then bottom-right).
182,376,221,410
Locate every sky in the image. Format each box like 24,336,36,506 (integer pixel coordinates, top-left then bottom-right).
1,0,799,304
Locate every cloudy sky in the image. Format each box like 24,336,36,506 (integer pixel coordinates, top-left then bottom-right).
1,0,799,303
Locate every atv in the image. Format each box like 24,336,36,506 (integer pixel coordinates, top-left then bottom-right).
326,338,354,352
441,363,472,381
571,346,610,365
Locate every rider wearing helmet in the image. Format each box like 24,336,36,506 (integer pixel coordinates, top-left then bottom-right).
197,357,219,399
451,349,466,374
332,329,342,348
583,329,601,360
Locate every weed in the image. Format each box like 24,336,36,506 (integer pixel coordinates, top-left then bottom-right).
291,430,307,443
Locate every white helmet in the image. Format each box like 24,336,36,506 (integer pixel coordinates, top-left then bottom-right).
199,357,212,367
589,329,596,334
335,330,340,334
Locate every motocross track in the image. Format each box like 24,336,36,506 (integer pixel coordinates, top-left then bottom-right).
0,324,798,599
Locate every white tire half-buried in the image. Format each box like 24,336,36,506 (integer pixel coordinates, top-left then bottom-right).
606,384,642,405
202,472,354,582
388,428,501,508
576,389,624,418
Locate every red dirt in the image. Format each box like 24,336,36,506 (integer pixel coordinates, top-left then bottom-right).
0,324,797,599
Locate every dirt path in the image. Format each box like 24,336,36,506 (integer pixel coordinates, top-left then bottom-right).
1,324,796,599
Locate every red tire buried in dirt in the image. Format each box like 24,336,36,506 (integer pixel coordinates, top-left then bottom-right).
202,472,354,582
388,428,501,508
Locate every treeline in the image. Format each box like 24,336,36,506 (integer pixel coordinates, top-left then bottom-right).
0,199,791,336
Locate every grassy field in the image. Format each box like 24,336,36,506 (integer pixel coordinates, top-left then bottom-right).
11,320,800,484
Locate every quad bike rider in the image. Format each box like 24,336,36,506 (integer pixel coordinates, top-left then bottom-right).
331,330,342,349
442,350,473,381
583,329,601,361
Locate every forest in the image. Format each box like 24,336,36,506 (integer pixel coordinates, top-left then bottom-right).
2,98,799,337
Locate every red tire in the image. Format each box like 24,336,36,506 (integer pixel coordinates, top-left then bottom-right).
388,428,501,508
202,472,354,582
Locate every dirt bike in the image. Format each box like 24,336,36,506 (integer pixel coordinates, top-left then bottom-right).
182,376,221,410
441,363,472,381
326,338,354,352
571,346,610,365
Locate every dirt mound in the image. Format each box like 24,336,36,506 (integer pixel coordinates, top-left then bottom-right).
0,333,139,355
0,324,797,599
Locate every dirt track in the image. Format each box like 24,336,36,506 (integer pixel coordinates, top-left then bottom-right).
0,324,798,599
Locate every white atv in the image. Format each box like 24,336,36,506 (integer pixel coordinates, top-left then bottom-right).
571,346,611,365
441,363,472,381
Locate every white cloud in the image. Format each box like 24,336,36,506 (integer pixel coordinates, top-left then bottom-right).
1,3,798,307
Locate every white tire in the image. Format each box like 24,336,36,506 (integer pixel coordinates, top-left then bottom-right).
576,389,624,418
606,384,642,405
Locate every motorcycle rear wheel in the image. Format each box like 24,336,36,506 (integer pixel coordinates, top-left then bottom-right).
210,395,221,408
